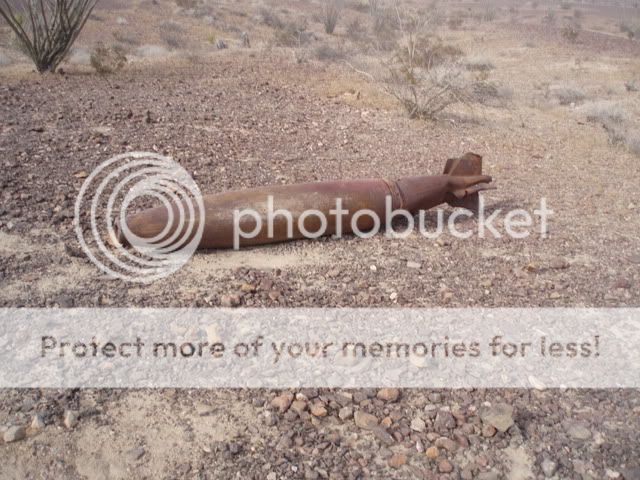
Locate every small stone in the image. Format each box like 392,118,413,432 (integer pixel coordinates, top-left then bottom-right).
438,459,454,473
3,426,26,443
268,290,282,301
482,424,497,437
407,261,421,269
389,292,398,301
613,278,632,289
479,403,514,433
127,446,145,461
540,459,557,477
310,403,328,417
434,410,456,431
376,388,400,402
271,392,294,413
434,437,458,452
370,426,395,446
388,453,407,468
63,410,78,429
563,420,591,440
380,416,392,428
605,469,621,479
549,291,561,299
338,406,353,421
220,294,241,307
240,283,256,293
30,414,45,430
425,446,439,459
410,417,426,432
290,400,307,415
354,410,378,430
215,39,227,49
267,473,277,480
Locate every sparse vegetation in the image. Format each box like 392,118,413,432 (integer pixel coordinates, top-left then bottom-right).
561,23,580,43
314,43,344,61
626,80,639,92
258,7,285,29
0,0,98,73
383,33,484,119
160,30,185,49
90,43,127,74
321,0,342,34
627,132,640,156
548,85,585,105
581,101,629,125
464,55,495,72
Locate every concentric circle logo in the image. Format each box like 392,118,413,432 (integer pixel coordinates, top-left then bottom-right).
74,152,205,282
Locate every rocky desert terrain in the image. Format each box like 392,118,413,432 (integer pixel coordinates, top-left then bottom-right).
0,0,639,478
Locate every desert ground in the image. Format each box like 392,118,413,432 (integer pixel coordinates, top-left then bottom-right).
0,0,639,478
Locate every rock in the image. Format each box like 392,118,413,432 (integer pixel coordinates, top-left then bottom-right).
479,403,514,433
271,392,294,413
563,420,591,440
220,294,241,307
216,39,227,49
482,424,497,437
380,416,392,428
376,388,400,402
388,453,407,468
127,446,145,461
434,437,458,452
3,426,26,443
370,426,395,446
410,417,426,432
425,446,439,459
438,459,454,473
434,410,456,431
540,458,557,477
310,403,328,417
267,473,277,480
30,414,45,430
290,400,307,415
354,410,378,430
407,261,421,269
64,410,78,429
338,406,353,421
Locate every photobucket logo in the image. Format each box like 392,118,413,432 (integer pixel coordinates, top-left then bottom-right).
74,152,204,283
233,196,553,249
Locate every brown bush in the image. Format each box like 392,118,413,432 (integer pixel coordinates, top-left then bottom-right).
90,43,127,74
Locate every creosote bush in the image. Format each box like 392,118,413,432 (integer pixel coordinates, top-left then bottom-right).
90,43,127,74
384,35,482,120
0,0,98,73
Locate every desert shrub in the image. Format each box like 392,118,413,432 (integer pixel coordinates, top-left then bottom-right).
0,0,98,73
543,9,556,25
627,132,640,156
273,20,312,47
321,0,341,34
258,7,285,29
346,19,367,42
368,0,380,16
481,7,497,22
548,85,585,105
560,2,570,10
573,9,583,20
175,0,199,8
625,79,639,92
112,31,140,46
371,8,400,51
160,20,185,32
580,101,629,125
314,43,344,61
90,43,127,74
160,30,184,49
383,37,484,119
472,81,513,107
464,55,494,72
619,21,640,40
448,12,464,30
561,23,580,42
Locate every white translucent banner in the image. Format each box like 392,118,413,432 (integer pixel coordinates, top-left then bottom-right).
0,309,638,388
